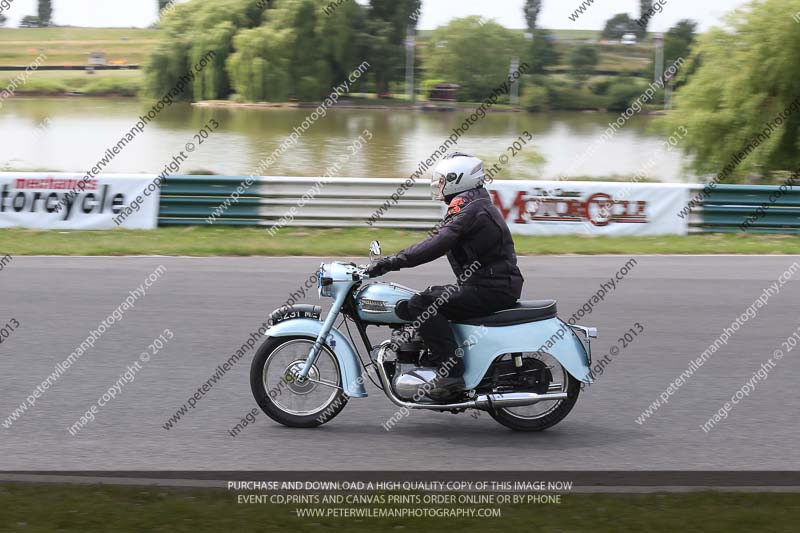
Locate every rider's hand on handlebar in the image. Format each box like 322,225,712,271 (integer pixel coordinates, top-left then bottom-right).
365,257,394,278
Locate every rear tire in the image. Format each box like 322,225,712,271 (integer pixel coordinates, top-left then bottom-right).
488,373,581,432
250,335,348,428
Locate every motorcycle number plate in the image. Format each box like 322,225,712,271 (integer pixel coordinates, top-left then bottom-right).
270,309,321,326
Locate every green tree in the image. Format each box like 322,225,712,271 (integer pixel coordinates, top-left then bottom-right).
360,19,396,96
38,0,52,26
367,0,422,94
369,0,421,42
227,25,292,101
287,0,331,100
607,77,648,111
602,13,636,41
319,0,367,88
528,29,559,73
568,44,598,82
20,15,40,28
424,17,525,101
664,19,697,67
145,0,265,101
637,0,653,37
157,0,172,18
0,14,7,27
523,0,542,32
143,0,410,103
661,0,800,181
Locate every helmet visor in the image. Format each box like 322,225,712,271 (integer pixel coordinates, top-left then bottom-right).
431,172,446,201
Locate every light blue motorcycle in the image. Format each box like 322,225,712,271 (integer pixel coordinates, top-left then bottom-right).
250,242,597,431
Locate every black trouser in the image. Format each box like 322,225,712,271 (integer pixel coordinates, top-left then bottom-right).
395,284,518,377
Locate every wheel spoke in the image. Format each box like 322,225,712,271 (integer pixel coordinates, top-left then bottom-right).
302,377,342,390
262,339,342,417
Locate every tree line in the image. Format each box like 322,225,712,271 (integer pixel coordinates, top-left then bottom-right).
146,0,421,103
6,0,796,181
3,0,53,28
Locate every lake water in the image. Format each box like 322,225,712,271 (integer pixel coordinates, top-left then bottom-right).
0,98,691,182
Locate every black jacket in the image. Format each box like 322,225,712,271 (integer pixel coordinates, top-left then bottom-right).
386,187,523,296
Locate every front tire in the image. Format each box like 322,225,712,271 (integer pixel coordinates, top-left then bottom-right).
250,335,348,428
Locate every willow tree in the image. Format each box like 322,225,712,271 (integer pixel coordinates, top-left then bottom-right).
226,0,331,102
144,0,402,103
227,25,292,101
144,0,265,101
661,0,800,181
190,21,239,100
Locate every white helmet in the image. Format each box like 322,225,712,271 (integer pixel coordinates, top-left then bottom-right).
431,152,485,201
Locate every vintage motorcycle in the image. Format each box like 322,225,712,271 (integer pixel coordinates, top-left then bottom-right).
250,242,597,431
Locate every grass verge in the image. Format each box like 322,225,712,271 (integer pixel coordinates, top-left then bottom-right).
0,28,161,66
0,70,143,96
0,483,798,532
1,227,800,256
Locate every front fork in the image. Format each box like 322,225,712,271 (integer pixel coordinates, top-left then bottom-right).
295,290,348,382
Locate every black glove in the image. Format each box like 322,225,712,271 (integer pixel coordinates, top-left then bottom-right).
365,257,397,278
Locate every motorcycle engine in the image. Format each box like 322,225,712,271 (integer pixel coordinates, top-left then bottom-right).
382,327,434,400
393,366,438,400
383,326,425,364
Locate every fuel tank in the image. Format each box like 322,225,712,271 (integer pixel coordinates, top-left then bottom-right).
355,282,417,324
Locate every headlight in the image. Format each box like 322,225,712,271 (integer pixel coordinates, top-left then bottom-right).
318,264,332,298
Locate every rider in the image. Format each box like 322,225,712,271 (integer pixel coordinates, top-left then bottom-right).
365,152,524,398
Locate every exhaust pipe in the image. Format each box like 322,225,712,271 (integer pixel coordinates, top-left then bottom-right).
474,392,568,410
399,391,569,411
373,342,568,412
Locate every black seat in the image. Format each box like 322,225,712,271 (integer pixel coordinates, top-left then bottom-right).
458,300,557,327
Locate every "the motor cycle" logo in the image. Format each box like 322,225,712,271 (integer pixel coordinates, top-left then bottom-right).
490,188,648,227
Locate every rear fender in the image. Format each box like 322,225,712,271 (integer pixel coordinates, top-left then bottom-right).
452,317,594,389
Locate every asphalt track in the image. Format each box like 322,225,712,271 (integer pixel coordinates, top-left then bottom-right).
1,256,799,471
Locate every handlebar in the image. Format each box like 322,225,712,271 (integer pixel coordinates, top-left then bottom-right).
356,265,370,279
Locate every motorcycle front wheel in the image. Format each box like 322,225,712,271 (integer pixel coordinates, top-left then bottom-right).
488,352,581,432
250,335,348,428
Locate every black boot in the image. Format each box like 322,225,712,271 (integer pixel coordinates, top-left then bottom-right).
418,350,438,368
428,357,466,401
395,291,465,400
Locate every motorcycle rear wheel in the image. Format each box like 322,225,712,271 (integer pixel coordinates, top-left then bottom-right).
488,354,581,432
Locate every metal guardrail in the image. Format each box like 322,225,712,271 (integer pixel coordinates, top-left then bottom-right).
159,176,800,234
158,176,443,229
693,184,800,234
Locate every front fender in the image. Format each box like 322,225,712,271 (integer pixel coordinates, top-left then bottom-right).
266,318,368,398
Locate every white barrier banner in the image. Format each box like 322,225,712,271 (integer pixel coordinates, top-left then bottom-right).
487,180,691,236
0,173,159,230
